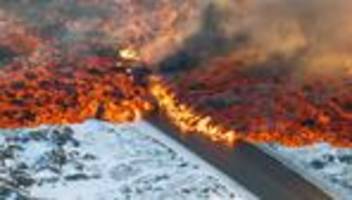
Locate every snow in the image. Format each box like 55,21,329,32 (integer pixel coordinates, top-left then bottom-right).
260,143,352,199
0,120,256,200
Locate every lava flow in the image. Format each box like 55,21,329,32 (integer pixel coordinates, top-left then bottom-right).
150,76,240,146
168,51,352,147
0,48,351,147
0,0,351,148
0,53,153,128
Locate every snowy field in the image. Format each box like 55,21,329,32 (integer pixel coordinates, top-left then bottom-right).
0,120,256,200
261,143,352,199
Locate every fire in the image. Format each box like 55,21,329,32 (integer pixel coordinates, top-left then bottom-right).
97,0,203,64
0,0,351,148
169,51,352,147
0,54,153,128
119,48,140,60
149,76,241,146
149,75,352,148
0,50,351,148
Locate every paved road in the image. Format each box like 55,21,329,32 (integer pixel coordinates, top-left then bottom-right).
148,116,332,200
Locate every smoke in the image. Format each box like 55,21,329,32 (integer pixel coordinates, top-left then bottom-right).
1,0,351,79
168,0,352,80
0,0,204,62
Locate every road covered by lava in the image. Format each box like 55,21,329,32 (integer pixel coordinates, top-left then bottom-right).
167,50,352,147
0,0,351,148
0,42,351,148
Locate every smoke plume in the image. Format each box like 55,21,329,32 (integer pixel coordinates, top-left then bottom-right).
157,0,352,81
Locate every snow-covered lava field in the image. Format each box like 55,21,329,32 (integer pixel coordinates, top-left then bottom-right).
0,120,255,200
262,143,352,199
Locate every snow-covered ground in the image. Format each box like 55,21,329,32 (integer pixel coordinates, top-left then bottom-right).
0,120,256,200
261,143,352,199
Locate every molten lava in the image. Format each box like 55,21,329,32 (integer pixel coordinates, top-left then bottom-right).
0,48,351,147
150,76,240,146
0,1,351,148
0,54,153,128
170,52,352,147
1,45,351,148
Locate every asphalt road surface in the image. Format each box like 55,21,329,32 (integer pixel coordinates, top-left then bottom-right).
148,116,332,200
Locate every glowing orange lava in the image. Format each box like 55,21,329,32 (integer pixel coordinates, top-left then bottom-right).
0,2,351,148
150,76,241,146
170,52,352,147
0,54,153,128
0,51,351,147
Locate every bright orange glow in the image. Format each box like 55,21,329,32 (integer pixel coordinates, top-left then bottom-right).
0,54,351,147
119,48,140,60
0,56,153,128
0,3,351,148
171,52,352,147
149,77,241,146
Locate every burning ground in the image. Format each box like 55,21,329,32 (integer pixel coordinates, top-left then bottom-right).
0,46,351,147
166,51,351,147
0,0,351,148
